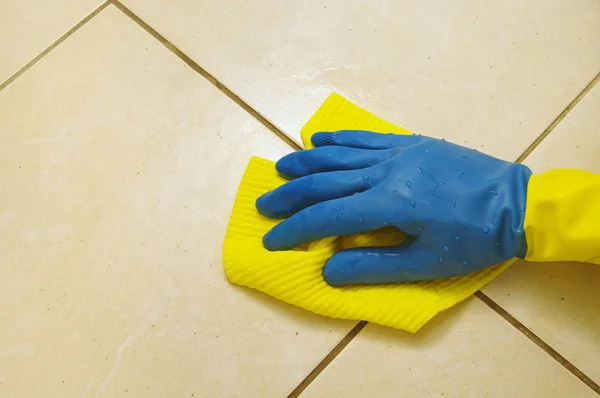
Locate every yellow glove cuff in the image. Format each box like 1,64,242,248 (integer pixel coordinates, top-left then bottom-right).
524,169,600,264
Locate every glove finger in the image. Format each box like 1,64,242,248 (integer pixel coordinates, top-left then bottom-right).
323,243,451,286
275,146,397,179
311,130,421,150
256,168,382,219
263,191,391,251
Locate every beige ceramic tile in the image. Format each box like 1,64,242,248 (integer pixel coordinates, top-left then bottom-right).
0,6,354,397
301,298,596,398
121,0,600,157
0,0,102,84
483,82,600,382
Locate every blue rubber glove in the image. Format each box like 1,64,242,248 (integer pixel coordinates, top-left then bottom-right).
256,130,532,286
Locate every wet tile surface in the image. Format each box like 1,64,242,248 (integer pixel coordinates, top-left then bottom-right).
121,0,600,157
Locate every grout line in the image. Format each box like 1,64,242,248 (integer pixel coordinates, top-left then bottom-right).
287,321,368,398
475,291,600,394
515,70,600,164
109,0,302,152
0,1,111,93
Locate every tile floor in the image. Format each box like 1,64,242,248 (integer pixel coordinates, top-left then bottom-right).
0,1,598,397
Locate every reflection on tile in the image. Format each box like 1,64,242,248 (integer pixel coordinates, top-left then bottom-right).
301,298,596,398
0,6,353,397
0,0,102,84
484,83,600,381
121,0,600,157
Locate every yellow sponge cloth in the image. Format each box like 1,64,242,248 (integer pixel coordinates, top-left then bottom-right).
223,93,514,332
